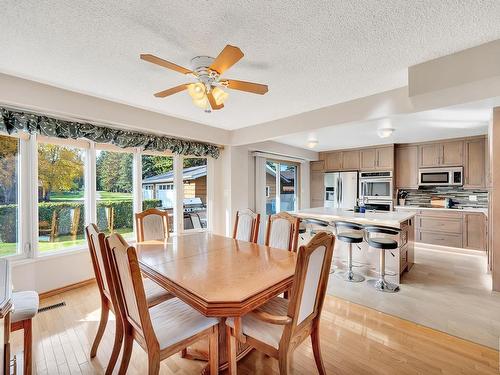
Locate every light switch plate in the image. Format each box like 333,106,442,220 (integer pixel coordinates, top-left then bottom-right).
469,195,478,202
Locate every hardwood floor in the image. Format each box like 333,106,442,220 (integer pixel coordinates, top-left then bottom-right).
10,282,499,374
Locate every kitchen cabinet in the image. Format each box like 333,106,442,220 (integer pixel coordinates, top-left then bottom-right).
310,160,325,172
360,147,394,171
464,138,486,188
463,213,487,250
418,140,463,167
310,169,324,207
324,152,342,171
360,148,377,170
415,210,463,248
395,146,418,188
342,150,360,170
441,140,464,166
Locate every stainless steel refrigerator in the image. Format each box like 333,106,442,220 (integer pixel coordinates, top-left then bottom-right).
324,172,358,209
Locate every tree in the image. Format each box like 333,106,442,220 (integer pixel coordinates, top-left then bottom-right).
142,155,174,179
38,144,83,201
0,135,18,204
96,151,133,193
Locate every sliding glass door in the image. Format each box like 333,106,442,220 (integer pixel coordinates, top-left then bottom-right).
265,160,298,214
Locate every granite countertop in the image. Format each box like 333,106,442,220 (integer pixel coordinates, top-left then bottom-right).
292,207,415,228
394,205,488,215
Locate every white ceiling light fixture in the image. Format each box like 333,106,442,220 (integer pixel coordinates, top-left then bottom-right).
377,120,395,139
307,139,319,148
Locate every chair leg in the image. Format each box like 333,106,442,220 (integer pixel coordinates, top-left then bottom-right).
311,321,326,375
208,325,219,375
278,349,290,375
105,313,124,375
90,300,109,358
147,350,160,375
23,319,33,375
226,325,237,375
118,331,133,375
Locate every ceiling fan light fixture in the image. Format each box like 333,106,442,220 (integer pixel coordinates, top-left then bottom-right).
192,95,209,109
187,83,206,100
211,86,229,106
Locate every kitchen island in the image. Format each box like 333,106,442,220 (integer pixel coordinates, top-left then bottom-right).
292,207,416,284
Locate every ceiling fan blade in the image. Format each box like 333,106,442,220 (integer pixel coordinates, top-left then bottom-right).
209,45,244,74
207,92,224,110
154,84,189,98
140,54,192,75
224,79,268,95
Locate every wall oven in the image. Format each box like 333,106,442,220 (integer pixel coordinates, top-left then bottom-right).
359,171,393,201
418,167,463,186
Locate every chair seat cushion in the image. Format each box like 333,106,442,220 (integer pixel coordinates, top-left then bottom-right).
337,232,363,244
149,298,219,350
367,238,398,250
11,291,39,323
143,278,174,306
226,296,289,349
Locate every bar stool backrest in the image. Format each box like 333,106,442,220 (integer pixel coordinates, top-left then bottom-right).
363,225,401,236
333,221,364,232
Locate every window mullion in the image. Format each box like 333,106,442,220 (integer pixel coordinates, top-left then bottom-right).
29,134,39,258
132,150,142,238
85,143,97,226
173,155,183,234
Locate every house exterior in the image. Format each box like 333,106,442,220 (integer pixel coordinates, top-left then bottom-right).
142,165,207,208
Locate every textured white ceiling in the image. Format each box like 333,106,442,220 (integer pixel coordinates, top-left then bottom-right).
274,100,497,151
1,1,500,130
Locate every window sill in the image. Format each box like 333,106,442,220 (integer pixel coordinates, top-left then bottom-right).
11,246,89,266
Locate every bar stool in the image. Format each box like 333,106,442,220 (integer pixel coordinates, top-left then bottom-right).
332,221,365,282
299,218,335,274
364,225,401,293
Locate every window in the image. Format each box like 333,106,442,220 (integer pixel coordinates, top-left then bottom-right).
96,150,134,239
37,142,86,253
141,154,174,233
265,160,298,215
183,158,207,230
0,135,19,257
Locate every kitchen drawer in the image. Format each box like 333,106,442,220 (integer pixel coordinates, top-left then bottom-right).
418,231,463,248
418,210,463,219
418,216,462,233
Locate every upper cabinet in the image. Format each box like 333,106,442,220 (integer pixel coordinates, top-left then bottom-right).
360,146,394,171
342,150,360,170
325,151,343,171
464,138,486,188
310,160,325,172
418,140,463,167
395,145,418,189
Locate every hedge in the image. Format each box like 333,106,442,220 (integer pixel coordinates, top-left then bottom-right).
0,199,162,243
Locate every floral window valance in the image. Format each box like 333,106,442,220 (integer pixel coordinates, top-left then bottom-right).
0,107,221,158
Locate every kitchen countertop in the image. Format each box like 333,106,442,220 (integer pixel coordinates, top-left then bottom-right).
394,205,488,215
292,207,415,228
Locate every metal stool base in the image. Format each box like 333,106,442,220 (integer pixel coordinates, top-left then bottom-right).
367,278,399,293
337,271,365,282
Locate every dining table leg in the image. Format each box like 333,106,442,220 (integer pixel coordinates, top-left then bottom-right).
226,325,238,375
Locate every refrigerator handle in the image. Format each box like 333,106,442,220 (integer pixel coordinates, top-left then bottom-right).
339,177,343,206
336,178,340,206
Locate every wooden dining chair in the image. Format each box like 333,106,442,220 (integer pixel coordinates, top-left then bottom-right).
135,208,170,242
233,209,260,243
85,224,173,374
265,212,301,252
105,233,220,375
226,231,335,375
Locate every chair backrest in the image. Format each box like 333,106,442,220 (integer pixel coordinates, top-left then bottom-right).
265,212,300,252
364,225,401,236
85,224,111,300
105,233,157,348
285,231,334,337
233,209,260,243
135,208,169,242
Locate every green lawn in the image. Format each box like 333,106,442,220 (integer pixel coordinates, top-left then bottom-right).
49,191,132,201
0,227,134,257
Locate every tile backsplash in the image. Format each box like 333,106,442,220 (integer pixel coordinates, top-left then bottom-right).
398,187,489,208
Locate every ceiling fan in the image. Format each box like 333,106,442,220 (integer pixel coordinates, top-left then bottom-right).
140,45,268,112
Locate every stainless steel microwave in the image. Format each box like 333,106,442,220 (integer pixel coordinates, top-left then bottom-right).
418,167,463,186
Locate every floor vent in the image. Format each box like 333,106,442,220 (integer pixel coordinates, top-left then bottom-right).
38,301,66,313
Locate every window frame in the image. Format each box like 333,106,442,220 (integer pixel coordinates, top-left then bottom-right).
1,132,213,262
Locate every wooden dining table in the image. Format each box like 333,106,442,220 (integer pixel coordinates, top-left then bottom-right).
136,231,297,372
